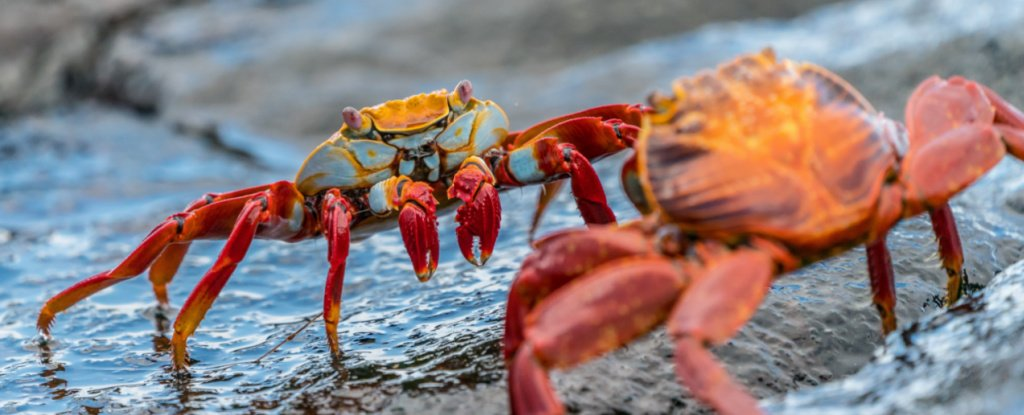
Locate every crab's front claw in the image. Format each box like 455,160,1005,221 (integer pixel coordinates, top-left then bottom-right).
449,157,501,266
396,181,440,281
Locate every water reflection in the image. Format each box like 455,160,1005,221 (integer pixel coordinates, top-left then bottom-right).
37,344,72,401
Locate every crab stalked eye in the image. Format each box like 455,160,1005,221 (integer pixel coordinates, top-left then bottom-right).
449,80,473,111
342,106,367,132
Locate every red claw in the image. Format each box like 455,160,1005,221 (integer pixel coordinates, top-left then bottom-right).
449,158,502,267
399,203,439,281
397,182,439,281
455,183,500,266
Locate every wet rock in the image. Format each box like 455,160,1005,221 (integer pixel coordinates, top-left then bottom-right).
0,0,171,116
768,258,1024,415
96,0,847,145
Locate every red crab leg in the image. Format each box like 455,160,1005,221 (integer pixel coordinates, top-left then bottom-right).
526,181,562,243
504,225,656,361
507,104,647,157
171,182,315,368
320,189,354,357
148,184,274,306
866,237,897,334
171,196,266,368
510,257,686,415
502,104,646,236
36,190,269,335
493,137,615,228
928,206,966,305
448,156,501,266
667,248,776,415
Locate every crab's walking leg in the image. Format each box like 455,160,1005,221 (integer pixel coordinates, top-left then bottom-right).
866,237,897,334
504,225,656,361
448,156,501,266
668,249,775,415
927,205,967,305
510,258,686,415
149,184,275,306
501,104,646,236
526,181,563,243
493,137,615,229
37,191,267,335
369,176,440,281
170,197,266,368
170,182,315,368
320,189,354,357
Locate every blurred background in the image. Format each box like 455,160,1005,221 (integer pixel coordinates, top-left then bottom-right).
2,0,1024,413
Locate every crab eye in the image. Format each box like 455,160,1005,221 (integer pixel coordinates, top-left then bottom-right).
342,106,364,131
457,80,473,102
449,80,473,111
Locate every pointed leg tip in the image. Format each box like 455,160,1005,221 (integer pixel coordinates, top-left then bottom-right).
882,317,897,336
36,310,55,336
170,333,192,370
326,331,341,358
154,286,170,308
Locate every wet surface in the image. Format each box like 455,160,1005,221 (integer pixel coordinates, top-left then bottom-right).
2,0,1024,413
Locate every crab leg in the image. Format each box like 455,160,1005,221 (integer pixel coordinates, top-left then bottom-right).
319,189,354,357
493,137,615,228
507,104,646,159
667,249,776,415
170,182,315,368
448,156,501,266
501,104,646,236
510,257,686,415
526,181,563,243
171,197,267,368
37,191,265,335
927,206,967,305
148,183,275,306
865,237,897,334
504,225,656,361
369,176,440,281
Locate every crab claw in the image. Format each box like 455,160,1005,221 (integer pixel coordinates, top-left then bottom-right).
397,182,440,282
449,157,501,266
456,186,501,267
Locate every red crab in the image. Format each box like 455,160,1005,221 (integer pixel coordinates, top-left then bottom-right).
503,49,1024,414
37,80,646,369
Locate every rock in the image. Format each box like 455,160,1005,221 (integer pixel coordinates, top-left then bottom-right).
0,0,169,115
768,258,1024,415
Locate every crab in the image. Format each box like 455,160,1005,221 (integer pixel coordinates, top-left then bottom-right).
37,80,646,369
502,49,1024,414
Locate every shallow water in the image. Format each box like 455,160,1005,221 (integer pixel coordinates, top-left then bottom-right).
2,0,1024,413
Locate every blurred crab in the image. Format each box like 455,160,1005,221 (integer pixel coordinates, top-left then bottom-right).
37,80,646,369
503,49,1024,414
